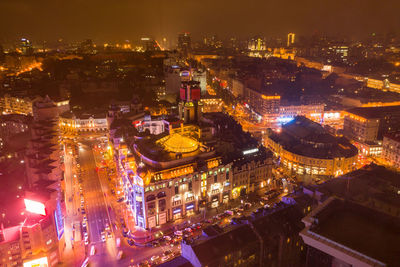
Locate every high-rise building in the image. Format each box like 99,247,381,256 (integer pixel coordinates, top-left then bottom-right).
287,33,295,47
20,38,33,55
248,36,266,57
79,39,96,54
140,37,161,52
178,32,191,55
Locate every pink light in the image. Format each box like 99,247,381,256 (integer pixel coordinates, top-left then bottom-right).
24,199,46,216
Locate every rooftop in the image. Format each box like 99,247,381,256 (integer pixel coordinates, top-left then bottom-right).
309,198,400,266
269,116,358,159
186,224,258,265
346,105,400,119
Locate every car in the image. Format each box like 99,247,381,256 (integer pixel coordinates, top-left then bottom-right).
184,227,192,233
83,215,87,222
105,223,110,231
81,208,86,214
85,239,89,245
225,210,234,216
107,231,112,239
174,230,183,236
163,250,172,256
161,256,169,262
82,221,87,228
101,232,106,242
127,239,135,246
90,245,96,255
150,255,160,263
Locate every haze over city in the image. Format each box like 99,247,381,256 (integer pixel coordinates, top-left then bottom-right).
1,0,400,42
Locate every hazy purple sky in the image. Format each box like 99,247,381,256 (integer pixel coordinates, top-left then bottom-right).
0,0,399,43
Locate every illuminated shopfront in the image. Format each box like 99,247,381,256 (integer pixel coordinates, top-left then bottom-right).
173,207,182,220
185,203,195,216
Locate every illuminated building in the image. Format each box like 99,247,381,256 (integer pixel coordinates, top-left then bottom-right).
178,32,191,55
119,126,233,228
279,104,325,122
59,110,108,134
382,132,400,168
300,197,400,267
287,33,295,47
111,111,272,229
366,78,400,94
231,148,273,196
266,116,358,178
20,38,33,55
0,94,41,116
248,36,266,57
272,48,296,60
343,106,400,156
243,87,280,120
140,37,161,52
199,97,223,113
0,191,63,267
327,45,348,63
179,81,202,123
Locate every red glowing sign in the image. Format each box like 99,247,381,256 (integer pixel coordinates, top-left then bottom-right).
24,199,46,216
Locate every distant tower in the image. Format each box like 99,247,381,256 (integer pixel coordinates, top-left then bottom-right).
178,32,191,55
287,33,295,47
20,38,33,55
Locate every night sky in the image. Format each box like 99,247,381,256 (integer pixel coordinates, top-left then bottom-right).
0,0,399,42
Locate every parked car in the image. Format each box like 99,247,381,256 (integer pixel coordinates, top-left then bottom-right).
127,239,135,246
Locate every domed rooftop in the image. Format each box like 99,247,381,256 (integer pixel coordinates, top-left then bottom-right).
157,133,199,153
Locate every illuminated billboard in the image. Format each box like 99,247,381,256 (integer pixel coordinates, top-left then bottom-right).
23,257,48,267
24,199,46,216
243,148,259,155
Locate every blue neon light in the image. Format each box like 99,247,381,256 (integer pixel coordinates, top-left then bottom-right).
54,201,64,240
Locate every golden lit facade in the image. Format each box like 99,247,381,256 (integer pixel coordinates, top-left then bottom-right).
266,117,358,178
343,111,380,143
287,33,295,47
59,112,108,134
267,138,358,177
120,150,234,228
244,87,280,117
0,94,38,115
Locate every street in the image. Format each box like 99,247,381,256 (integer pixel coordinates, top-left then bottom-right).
79,142,117,266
